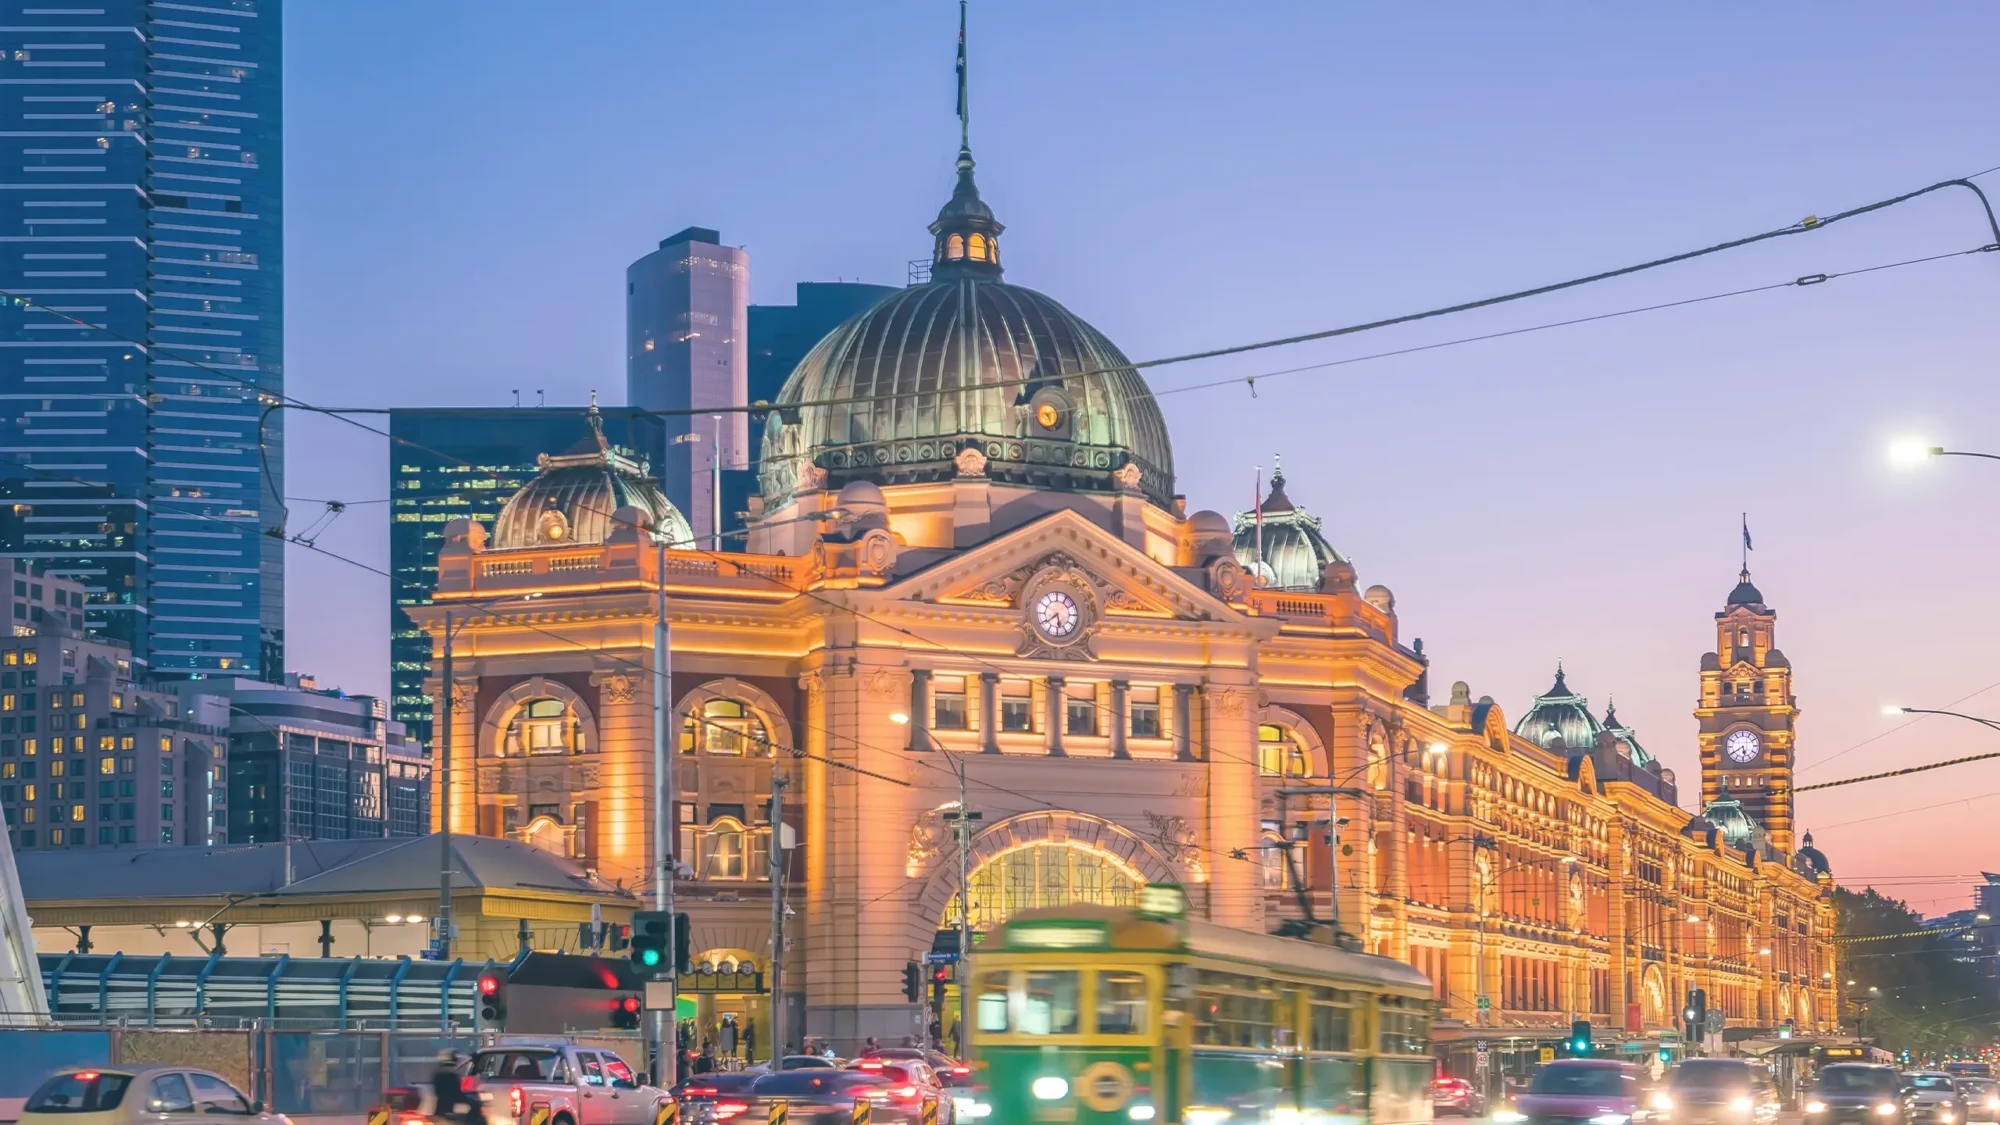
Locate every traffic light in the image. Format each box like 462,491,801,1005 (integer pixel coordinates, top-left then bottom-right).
1569,1020,1592,1057
608,923,630,952
674,911,692,974
1684,988,1708,1036
477,970,507,1025
630,911,670,974
903,961,923,1003
611,994,642,1030
930,965,951,1007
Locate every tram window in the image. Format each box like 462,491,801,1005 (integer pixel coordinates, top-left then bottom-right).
1095,971,1149,1035
1378,1008,1431,1055
1309,1002,1351,1052
1022,970,1080,1035
975,972,1011,1033
1195,971,1276,1048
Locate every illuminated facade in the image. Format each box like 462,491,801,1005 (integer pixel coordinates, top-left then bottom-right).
415,135,1836,1051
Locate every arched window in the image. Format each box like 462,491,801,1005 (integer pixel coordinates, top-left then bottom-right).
1737,628,1750,647
1261,829,1294,890
680,698,770,756
700,816,750,880
946,234,965,260
1258,724,1307,778
945,841,1142,931
967,233,988,261
503,698,586,756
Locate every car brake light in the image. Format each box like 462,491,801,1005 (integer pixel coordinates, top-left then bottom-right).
713,1103,749,1121
683,1088,718,1097
860,1062,885,1071
952,1067,970,1077
895,1087,918,1100
76,1072,99,1082
509,1089,525,1119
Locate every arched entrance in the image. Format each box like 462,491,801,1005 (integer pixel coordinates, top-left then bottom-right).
941,840,1147,930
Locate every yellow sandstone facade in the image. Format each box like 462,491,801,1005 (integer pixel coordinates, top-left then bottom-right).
411,136,1835,1052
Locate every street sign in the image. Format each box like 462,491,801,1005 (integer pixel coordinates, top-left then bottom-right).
1704,1011,1725,1035
923,952,960,965
1538,1047,1555,1063
1477,995,1491,1012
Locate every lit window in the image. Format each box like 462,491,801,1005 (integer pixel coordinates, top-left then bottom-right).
946,234,965,260
1258,724,1308,778
97,758,111,776
504,698,582,756
701,817,748,879
681,698,769,756
158,737,170,753
967,233,988,261
22,785,33,802
69,693,82,708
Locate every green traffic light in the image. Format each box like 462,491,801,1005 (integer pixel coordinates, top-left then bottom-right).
640,949,661,966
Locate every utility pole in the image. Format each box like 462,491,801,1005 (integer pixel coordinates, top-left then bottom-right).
651,534,676,1082
943,752,980,1052
768,761,787,1064
436,608,454,959
710,415,723,552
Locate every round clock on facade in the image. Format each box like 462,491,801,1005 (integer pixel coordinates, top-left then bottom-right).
1036,402,1061,430
1724,729,1761,764
539,508,570,543
1033,589,1081,639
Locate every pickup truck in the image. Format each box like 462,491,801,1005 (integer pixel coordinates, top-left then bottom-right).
466,1040,673,1125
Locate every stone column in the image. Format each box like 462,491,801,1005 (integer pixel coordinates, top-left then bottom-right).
1172,684,1195,761
1045,676,1066,757
1203,681,1260,929
978,673,999,754
907,669,931,752
1109,680,1129,759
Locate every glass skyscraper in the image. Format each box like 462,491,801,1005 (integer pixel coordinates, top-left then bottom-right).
0,2,284,679
387,407,661,745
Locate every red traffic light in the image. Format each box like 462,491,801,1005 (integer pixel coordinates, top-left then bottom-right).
478,974,502,996
620,996,640,1014
931,967,950,983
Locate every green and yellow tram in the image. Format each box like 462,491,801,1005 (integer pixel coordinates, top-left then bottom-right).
966,894,1436,1125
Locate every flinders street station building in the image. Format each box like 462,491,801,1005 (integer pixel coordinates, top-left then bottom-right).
412,136,1838,1056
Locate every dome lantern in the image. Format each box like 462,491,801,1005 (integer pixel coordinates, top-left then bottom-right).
929,146,1003,281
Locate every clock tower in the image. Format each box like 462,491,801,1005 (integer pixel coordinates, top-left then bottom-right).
1696,568,1799,851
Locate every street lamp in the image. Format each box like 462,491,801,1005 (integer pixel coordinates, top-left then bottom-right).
1884,706,2000,733
1888,440,2000,467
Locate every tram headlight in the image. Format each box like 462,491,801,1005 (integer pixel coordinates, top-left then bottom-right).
1128,1107,1156,1122
1592,1115,1632,1125
1032,1078,1069,1102
1807,1103,1828,1115
1494,1113,1528,1123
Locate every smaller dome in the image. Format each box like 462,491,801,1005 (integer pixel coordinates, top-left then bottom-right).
1727,567,1765,606
1600,698,1654,768
1363,585,1394,612
492,408,693,550
1792,830,1831,877
1233,459,1347,592
1514,664,1605,753
1187,510,1229,535
835,479,887,514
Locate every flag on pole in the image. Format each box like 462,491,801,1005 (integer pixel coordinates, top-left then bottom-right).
1253,466,1264,586
955,2,968,124
1741,514,1752,553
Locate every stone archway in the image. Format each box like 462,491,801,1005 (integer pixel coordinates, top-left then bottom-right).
479,675,601,756
913,810,1185,935
1257,704,1329,776
1640,964,1669,1027
674,676,796,752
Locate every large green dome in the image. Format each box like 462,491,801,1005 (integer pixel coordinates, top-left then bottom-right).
757,149,1175,510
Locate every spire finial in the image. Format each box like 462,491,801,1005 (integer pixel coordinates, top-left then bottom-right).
1271,454,1285,488
955,0,969,154
585,390,608,453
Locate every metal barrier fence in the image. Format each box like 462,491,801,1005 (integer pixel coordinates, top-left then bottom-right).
0,1028,649,1118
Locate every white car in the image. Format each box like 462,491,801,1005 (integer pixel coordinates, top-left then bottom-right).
21,1066,288,1125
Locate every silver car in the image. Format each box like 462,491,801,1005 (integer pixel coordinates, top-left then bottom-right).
20,1066,288,1125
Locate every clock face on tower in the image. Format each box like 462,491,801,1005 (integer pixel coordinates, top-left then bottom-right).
1724,729,1762,765
1033,590,1081,639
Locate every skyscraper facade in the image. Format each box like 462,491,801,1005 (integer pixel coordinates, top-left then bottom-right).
626,227,747,548
746,281,895,460
0,2,285,680
386,406,660,746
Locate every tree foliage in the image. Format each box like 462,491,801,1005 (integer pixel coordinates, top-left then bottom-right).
1835,887,2000,1058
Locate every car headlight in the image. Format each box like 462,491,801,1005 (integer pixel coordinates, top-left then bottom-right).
1591,1115,1631,1125
1940,1115,1955,1124
1988,1100,1999,1112
1733,1098,1754,1113
1495,1113,1528,1123
1877,1105,1900,1117
1031,1078,1068,1102
1653,1095,1675,1112
1808,1104,1827,1115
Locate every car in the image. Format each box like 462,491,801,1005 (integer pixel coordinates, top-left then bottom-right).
1500,1059,1642,1125
744,1073,902,1124
844,1061,952,1125
465,1040,673,1125
1955,1078,2000,1125
1807,1063,1907,1125
777,1057,844,1071
1660,1058,1781,1125
1900,1073,1965,1125
1432,1076,1486,1117
674,1074,760,1125
21,1067,286,1125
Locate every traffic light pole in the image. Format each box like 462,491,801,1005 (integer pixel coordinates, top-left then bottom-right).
652,536,677,1084
768,764,787,1066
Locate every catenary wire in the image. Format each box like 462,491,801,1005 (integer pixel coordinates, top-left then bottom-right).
1797,676,2000,776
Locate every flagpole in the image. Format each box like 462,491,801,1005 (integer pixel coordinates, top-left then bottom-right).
1254,466,1264,587
957,0,969,151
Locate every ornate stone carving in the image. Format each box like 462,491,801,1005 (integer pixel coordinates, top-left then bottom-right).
796,462,828,491
1142,810,1201,874
1112,461,1143,491
798,670,825,706
600,673,638,707
863,667,901,699
449,685,474,715
904,804,954,877
954,444,989,478
1212,688,1249,718
1207,557,1247,602
577,764,602,788
1016,557,1102,661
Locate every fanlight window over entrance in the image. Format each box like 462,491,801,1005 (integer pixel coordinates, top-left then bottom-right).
943,841,1143,931
680,698,771,756
503,698,588,756
1258,723,1308,778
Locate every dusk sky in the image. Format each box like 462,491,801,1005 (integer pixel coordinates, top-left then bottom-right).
283,3,2000,910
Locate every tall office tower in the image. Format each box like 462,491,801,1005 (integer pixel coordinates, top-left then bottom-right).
746,280,896,461
626,227,747,548
386,406,661,746
0,3,284,680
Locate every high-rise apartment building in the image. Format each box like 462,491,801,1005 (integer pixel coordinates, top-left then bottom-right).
386,407,661,745
746,281,895,464
626,227,747,548
0,3,284,680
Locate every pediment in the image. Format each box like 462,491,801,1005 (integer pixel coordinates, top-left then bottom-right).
887,509,1238,625
1726,661,1762,678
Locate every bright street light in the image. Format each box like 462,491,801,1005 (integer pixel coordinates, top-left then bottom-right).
1426,742,1449,757
889,712,910,725
1687,914,1701,924
1883,705,1909,716
1889,439,1941,468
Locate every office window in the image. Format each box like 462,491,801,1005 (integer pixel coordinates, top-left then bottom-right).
1130,695,1161,740
98,758,112,775
118,826,132,844
1000,697,1033,733
98,827,112,844
160,826,173,844
1065,694,1097,737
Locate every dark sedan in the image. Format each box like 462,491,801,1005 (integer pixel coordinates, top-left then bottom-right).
745,1073,902,1124
674,1073,761,1125
1806,1064,1905,1125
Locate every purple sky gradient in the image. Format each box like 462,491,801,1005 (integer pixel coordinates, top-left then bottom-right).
283,2,2000,911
